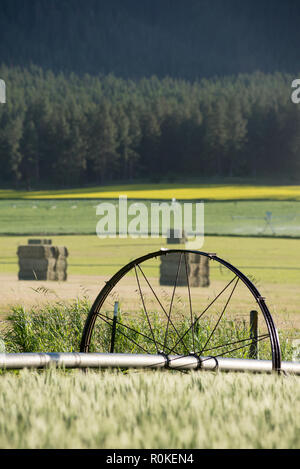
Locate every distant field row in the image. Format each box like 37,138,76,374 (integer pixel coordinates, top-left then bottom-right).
1,234,300,282
1,235,299,330
1,183,300,200
0,199,299,237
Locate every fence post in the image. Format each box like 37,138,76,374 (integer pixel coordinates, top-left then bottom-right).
249,310,258,359
110,301,119,354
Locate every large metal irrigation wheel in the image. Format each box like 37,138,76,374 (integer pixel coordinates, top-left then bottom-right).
80,250,281,372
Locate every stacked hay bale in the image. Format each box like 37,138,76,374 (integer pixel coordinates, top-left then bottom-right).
17,242,68,281
28,239,52,245
159,252,188,286
188,253,210,287
55,246,68,281
160,252,210,287
166,229,187,245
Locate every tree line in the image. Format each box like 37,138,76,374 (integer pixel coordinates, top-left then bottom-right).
0,66,299,188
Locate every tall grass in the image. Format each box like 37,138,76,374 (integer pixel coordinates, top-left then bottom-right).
0,300,298,449
1,299,295,360
0,369,298,449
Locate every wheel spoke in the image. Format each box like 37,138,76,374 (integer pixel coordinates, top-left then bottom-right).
97,313,151,354
200,334,270,361
97,312,175,354
134,265,159,353
152,334,271,370
163,253,183,352
81,249,281,372
199,333,270,356
199,277,240,356
168,275,239,354
184,253,195,351
137,263,190,354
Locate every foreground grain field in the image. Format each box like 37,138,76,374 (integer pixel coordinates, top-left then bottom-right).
0,369,298,449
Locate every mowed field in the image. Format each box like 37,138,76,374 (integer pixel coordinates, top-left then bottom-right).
0,199,300,236
0,235,300,333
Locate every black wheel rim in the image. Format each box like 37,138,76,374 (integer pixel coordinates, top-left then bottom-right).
80,249,281,372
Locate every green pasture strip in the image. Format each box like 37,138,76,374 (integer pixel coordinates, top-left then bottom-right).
0,236,164,278
1,183,300,201
0,369,298,449
0,199,300,237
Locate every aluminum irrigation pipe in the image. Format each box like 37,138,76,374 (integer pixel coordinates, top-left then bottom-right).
0,353,300,375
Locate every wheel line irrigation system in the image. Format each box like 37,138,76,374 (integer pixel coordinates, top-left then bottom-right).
1,249,300,376
1,352,300,375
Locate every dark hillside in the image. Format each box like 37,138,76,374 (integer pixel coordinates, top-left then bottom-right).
1,0,300,79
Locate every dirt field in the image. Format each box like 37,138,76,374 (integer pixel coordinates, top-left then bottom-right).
0,235,299,335
0,271,299,333
0,273,108,315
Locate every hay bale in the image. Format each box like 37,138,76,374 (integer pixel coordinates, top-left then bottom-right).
55,259,68,270
188,253,201,264
198,257,210,287
19,258,56,270
47,271,57,281
55,246,69,258
189,255,210,286
18,270,48,281
17,245,56,259
56,270,68,282
17,244,68,281
167,229,187,245
199,257,209,274
189,263,201,287
159,252,210,287
55,258,68,281
159,274,187,287
28,239,52,245
18,256,56,281
160,254,188,286
161,254,183,264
